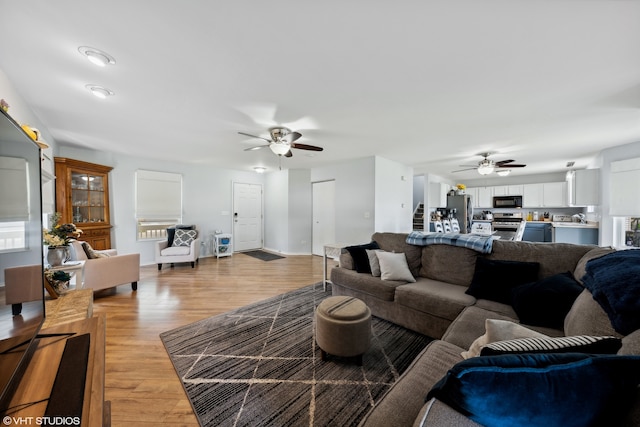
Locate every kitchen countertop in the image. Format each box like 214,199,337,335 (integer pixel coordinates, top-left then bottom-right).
551,221,599,228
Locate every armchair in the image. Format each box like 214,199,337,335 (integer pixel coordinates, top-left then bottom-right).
155,229,200,270
69,240,140,292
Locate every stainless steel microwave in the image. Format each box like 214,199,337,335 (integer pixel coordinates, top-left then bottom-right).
493,195,523,208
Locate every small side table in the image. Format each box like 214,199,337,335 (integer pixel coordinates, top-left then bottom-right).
323,243,347,291
47,260,86,289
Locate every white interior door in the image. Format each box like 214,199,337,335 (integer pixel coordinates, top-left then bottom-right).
233,182,263,251
312,180,336,256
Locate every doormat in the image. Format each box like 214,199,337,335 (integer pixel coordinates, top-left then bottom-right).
242,250,286,261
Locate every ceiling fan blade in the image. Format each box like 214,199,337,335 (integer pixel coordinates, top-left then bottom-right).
452,167,478,173
244,145,270,151
458,164,479,168
290,131,302,142
238,131,271,143
499,163,526,168
284,150,293,158
495,159,515,166
291,143,323,151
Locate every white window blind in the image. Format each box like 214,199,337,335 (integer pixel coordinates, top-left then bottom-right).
610,157,640,216
0,156,29,221
135,170,182,219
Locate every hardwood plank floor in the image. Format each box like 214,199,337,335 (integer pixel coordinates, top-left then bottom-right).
91,252,327,426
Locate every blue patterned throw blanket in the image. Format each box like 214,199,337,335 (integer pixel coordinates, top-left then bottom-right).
582,250,640,335
406,231,494,254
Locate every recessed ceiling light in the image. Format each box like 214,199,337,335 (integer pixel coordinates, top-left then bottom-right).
497,169,511,177
85,84,114,99
78,46,116,67
253,167,267,173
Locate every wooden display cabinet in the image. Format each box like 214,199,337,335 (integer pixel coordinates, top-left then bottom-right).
54,158,113,250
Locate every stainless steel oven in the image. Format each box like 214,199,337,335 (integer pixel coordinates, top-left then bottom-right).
492,212,523,240
493,195,523,209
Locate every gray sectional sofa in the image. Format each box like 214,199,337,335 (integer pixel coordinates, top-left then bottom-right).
330,232,640,427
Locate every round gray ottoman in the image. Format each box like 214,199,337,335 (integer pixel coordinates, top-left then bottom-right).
315,296,371,365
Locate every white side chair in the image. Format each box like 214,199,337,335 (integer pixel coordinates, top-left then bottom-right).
513,220,527,241
433,221,444,233
450,218,460,233
155,229,201,270
442,219,452,233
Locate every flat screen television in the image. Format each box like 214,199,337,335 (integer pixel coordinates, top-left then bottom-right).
0,109,45,414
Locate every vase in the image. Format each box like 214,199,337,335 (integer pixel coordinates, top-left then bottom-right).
47,246,68,267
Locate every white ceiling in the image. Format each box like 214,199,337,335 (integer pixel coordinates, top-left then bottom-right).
1,1,639,180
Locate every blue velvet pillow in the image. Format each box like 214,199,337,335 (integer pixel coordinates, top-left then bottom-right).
427,353,640,427
510,271,583,328
465,258,540,304
345,242,380,274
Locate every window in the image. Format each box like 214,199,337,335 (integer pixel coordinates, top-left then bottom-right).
0,156,29,251
624,217,640,248
135,170,182,240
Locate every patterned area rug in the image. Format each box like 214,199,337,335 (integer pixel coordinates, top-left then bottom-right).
160,283,432,427
241,250,286,262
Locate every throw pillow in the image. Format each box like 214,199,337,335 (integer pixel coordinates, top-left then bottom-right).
465,258,540,304
172,229,198,247
510,271,583,329
427,353,640,427
376,251,416,283
167,224,195,247
81,241,109,259
365,249,385,277
462,319,547,359
480,335,622,356
345,242,380,274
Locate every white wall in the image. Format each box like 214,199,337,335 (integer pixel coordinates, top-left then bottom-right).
595,140,640,247
311,157,375,245
58,146,264,265
413,175,424,208
374,156,413,233
287,169,312,254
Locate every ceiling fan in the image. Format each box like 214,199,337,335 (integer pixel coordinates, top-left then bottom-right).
238,127,323,158
453,152,526,176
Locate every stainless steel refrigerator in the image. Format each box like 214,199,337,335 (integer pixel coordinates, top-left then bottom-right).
446,194,473,233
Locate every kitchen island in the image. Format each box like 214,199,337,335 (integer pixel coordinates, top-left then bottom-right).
552,221,599,245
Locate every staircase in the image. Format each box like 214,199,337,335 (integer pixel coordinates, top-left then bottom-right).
413,203,425,231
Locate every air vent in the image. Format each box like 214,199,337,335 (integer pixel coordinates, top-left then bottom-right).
566,161,575,167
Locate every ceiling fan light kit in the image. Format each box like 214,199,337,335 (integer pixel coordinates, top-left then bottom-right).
270,143,291,156
238,126,323,165
477,160,495,175
453,152,526,176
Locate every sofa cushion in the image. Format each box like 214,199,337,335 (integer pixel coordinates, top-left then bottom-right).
377,251,416,282
81,241,109,259
372,232,423,277
488,240,593,279
510,271,583,329
395,280,475,321
462,319,547,359
427,353,640,427
366,249,384,276
480,335,622,356
465,258,539,304
420,244,478,286
329,267,404,301
358,340,465,427
564,289,621,338
345,242,380,274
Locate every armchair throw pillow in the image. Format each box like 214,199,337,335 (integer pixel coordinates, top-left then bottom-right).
81,241,109,259
172,229,198,247
345,242,380,274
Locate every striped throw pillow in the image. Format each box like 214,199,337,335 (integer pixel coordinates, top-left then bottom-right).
480,335,621,356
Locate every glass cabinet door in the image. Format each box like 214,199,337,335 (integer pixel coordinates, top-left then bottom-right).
71,171,106,224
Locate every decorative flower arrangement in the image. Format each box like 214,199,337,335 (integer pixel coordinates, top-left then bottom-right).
43,212,82,247
456,184,466,191
45,269,71,294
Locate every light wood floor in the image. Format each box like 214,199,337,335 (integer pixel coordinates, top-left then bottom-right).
91,253,327,427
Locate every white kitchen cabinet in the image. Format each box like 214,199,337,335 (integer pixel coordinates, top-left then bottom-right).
571,169,599,206
542,182,568,207
467,187,492,208
493,185,523,196
523,183,543,207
